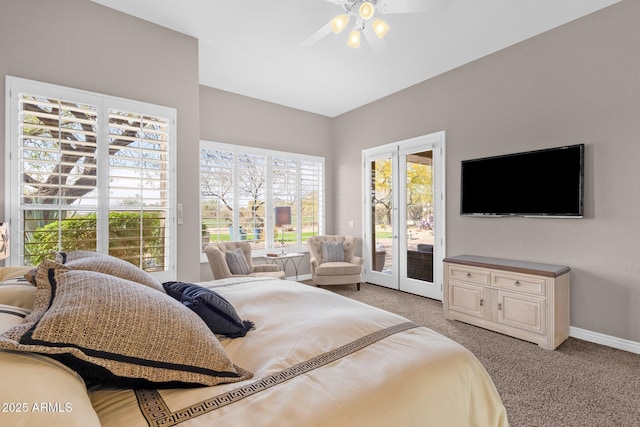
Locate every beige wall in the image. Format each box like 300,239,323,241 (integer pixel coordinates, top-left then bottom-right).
332,0,640,342
198,86,333,280
0,0,202,281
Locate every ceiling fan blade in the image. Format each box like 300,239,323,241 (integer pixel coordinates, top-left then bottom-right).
376,0,436,14
301,22,333,47
363,25,387,54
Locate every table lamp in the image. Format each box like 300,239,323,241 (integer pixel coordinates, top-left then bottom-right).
275,207,291,254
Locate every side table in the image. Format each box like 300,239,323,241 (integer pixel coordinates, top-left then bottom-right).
262,252,306,280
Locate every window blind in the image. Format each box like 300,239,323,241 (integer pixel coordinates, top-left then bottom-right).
200,141,324,254
7,77,176,279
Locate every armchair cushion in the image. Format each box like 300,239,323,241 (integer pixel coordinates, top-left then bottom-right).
225,249,251,275
321,241,344,262
316,262,362,276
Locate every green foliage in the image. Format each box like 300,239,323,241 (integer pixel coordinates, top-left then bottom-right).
27,211,164,268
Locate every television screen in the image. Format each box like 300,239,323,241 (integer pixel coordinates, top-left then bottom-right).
460,144,584,217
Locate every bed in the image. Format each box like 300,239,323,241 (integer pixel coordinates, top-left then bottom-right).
0,254,508,427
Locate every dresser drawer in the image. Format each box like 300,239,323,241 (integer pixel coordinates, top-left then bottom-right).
448,265,490,285
492,272,545,295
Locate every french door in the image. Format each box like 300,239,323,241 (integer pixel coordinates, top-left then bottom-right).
362,132,445,300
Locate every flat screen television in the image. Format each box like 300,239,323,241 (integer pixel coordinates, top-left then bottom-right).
460,144,584,217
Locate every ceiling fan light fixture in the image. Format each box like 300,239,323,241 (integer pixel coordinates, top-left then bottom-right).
330,14,350,34
372,18,390,39
347,29,361,48
359,2,375,20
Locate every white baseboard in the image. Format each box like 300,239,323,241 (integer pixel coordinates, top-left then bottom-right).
570,326,640,355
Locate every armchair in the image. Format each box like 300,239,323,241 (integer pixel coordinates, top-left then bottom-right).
307,235,363,290
204,242,285,280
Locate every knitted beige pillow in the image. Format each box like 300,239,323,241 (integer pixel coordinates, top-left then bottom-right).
54,250,164,292
0,259,252,387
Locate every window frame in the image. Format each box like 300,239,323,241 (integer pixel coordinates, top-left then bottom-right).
5,76,177,281
199,140,325,261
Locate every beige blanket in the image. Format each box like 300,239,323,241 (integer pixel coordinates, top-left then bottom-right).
90,278,508,426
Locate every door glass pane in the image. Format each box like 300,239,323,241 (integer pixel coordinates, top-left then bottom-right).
405,150,434,282
371,157,393,274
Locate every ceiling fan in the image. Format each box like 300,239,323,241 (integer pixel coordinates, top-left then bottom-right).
301,0,433,53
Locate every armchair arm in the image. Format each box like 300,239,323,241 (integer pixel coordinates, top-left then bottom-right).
309,256,320,278
253,264,281,273
350,255,364,266
204,245,232,279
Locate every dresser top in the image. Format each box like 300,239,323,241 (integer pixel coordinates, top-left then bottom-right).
444,255,570,277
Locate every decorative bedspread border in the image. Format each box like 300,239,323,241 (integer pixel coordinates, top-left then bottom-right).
135,321,420,427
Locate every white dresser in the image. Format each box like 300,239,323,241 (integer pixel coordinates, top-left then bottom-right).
443,255,570,350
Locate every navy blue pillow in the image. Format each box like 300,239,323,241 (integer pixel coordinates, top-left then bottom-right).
162,281,254,338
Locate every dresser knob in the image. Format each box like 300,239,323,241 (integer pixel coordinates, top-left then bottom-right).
466,273,471,278
515,280,521,286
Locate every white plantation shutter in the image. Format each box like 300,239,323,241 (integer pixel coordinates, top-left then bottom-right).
272,157,298,227
17,92,100,263
107,109,171,271
200,141,324,254
300,159,323,235
7,77,176,279
19,95,99,207
237,152,266,240
200,147,234,242
272,158,297,203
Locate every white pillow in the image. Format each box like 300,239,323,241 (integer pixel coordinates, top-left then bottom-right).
0,280,36,309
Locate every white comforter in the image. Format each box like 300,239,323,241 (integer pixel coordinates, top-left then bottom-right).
90,278,508,427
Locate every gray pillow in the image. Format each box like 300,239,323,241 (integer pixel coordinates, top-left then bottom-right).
322,241,344,262
225,249,251,275
0,259,252,388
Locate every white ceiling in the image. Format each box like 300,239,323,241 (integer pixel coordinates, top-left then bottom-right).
90,0,621,117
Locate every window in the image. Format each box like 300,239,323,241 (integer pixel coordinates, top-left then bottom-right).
5,77,176,280
200,141,324,256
